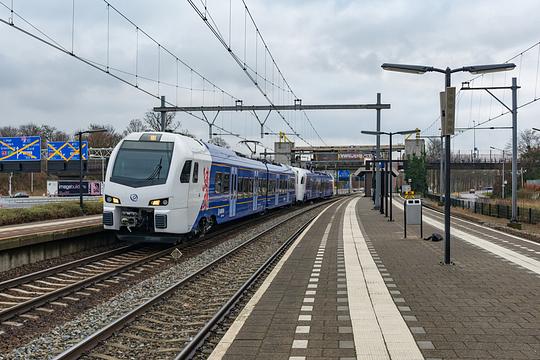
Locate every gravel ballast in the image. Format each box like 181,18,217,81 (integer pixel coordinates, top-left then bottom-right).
2,202,333,360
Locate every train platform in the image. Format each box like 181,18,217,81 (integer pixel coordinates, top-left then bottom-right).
0,215,102,251
208,196,540,360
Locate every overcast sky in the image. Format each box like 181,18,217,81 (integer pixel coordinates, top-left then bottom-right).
0,0,538,155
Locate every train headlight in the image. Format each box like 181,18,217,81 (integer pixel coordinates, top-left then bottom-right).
149,198,169,206
105,195,121,204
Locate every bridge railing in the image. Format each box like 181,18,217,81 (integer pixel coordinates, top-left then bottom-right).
426,153,508,163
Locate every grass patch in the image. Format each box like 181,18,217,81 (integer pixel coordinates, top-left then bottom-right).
0,201,103,227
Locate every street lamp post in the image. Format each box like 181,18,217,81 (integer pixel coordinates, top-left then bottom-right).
362,129,417,221
77,129,107,212
381,62,515,264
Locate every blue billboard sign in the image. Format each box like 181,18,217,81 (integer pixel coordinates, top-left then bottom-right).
0,136,41,162
47,141,88,161
337,169,350,181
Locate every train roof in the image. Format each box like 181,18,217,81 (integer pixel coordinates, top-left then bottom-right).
204,142,267,171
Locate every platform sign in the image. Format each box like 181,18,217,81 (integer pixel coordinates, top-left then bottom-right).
441,87,456,136
47,141,88,161
337,169,350,181
0,136,41,161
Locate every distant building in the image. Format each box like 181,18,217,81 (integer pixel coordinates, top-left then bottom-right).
274,142,294,165
405,138,425,158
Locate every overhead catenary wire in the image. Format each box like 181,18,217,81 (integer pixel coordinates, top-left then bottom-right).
0,1,275,152
187,0,326,146
425,40,540,139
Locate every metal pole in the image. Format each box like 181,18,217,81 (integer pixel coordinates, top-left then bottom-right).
101,157,105,183
389,133,393,221
511,77,518,223
502,150,505,199
30,172,34,194
78,132,83,211
160,95,166,132
375,93,381,209
439,137,444,201
8,172,13,197
444,68,451,265
385,160,389,217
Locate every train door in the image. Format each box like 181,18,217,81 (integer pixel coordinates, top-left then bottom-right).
284,176,291,203
230,167,237,217
253,171,258,211
275,175,280,205
188,161,202,227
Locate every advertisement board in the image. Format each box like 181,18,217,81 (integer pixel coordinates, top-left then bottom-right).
52,180,103,196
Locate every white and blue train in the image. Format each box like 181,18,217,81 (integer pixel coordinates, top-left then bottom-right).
102,132,333,243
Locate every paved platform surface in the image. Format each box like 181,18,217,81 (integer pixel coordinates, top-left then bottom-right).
208,196,540,360
0,215,102,250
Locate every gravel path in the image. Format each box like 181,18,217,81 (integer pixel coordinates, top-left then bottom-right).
2,203,329,360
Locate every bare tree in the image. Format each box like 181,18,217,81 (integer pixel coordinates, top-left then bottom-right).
425,138,442,161
85,124,122,148
208,137,230,148
0,126,19,137
123,119,148,136
1,124,68,146
518,129,540,156
143,111,180,131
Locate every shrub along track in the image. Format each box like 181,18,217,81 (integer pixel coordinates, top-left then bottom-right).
53,199,339,360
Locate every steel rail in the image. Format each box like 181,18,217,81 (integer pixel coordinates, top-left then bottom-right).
0,207,288,323
0,245,175,322
176,216,314,359
53,198,337,360
0,245,133,291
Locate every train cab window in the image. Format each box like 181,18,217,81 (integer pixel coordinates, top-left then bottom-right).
192,162,199,183
301,176,305,184
180,160,192,183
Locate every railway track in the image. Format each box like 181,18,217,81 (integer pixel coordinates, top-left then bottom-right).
53,199,337,360
0,201,326,335
0,245,170,329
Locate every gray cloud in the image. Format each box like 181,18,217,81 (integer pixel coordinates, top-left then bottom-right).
0,0,538,153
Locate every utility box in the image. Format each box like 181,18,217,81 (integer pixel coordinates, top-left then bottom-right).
404,199,423,238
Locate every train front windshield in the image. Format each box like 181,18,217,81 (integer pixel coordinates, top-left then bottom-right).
111,140,174,187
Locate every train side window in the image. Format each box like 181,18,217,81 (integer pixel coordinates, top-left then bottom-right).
215,172,222,193
238,178,244,195
180,160,192,183
223,173,230,193
192,162,199,183
258,177,265,195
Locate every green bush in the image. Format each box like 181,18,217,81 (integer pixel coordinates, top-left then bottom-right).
0,201,103,227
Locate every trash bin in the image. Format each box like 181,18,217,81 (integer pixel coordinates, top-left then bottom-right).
404,199,423,238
